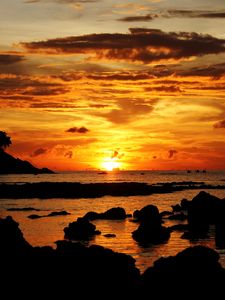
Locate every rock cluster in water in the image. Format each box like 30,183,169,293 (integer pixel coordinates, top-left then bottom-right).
2,191,225,297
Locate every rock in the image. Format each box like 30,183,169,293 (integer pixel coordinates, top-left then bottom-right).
186,191,221,238
141,245,224,296
83,211,100,221
0,216,31,253
83,207,127,220
28,214,42,219
160,211,173,217
64,217,101,240
102,207,127,220
133,205,162,225
47,211,71,217
169,224,189,232
171,204,182,212
132,205,170,244
180,198,191,210
167,212,187,220
104,234,116,238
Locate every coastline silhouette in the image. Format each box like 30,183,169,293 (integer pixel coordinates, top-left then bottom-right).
0,131,54,174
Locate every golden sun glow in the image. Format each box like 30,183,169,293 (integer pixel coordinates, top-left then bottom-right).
102,161,121,171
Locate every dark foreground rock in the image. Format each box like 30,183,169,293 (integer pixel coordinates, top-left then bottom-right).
1,215,225,297
142,245,225,297
0,216,139,297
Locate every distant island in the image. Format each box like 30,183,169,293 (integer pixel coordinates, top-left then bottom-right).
0,131,54,174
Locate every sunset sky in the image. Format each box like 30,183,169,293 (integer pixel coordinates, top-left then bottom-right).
1,0,225,171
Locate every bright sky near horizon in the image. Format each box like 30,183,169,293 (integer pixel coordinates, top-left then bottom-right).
1,0,225,171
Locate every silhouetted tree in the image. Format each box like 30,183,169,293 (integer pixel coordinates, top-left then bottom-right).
0,131,12,150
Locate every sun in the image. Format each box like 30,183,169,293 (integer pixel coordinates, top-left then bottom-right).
102,161,121,171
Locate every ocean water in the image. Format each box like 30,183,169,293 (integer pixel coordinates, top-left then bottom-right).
1,170,225,273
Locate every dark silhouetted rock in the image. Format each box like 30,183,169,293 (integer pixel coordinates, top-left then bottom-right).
141,245,225,297
133,205,162,224
185,191,221,238
28,214,42,219
104,234,116,238
171,204,182,212
28,211,71,219
47,211,71,217
132,205,170,244
83,211,100,221
180,198,191,210
0,216,31,253
167,212,187,220
160,210,173,217
169,224,189,232
0,216,140,297
83,207,127,220
103,207,127,219
64,217,101,240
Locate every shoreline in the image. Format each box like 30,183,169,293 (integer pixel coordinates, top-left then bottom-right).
0,181,225,199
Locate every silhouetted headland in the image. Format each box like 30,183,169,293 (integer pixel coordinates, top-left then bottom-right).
0,148,54,174
0,181,225,199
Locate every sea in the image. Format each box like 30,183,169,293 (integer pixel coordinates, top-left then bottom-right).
1,170,225,273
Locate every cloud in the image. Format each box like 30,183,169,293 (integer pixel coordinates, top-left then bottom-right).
214,120,225,129
22,87,68,96
166,10,225,19
99,99,157,124
145,85,181,93
64,150,73,159
66,126,89,133
31,148,47,157
21,28,225,64
0,54,25,65
178,62,225,79
89,104,109,108
87,71,154,81
168,149,178,158
118,14,157,22
111,150,119,159
25,0,98,3
111,150,124,159
0,75,65,92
